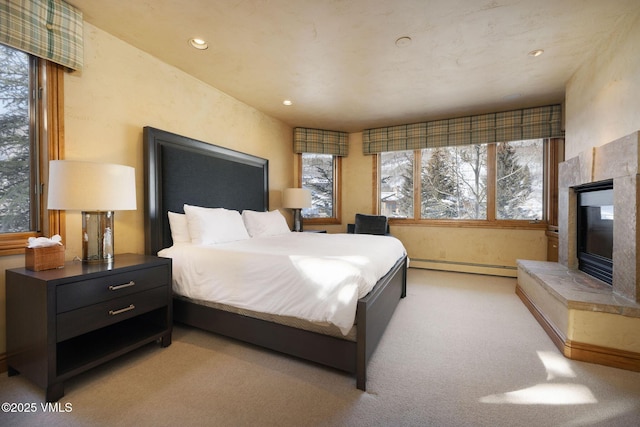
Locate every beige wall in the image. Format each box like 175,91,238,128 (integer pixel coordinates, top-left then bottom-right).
564,12,640,159
0,23,294,355
0,255,22,356
62,23,294,259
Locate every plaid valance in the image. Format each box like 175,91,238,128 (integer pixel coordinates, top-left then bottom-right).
363,104,563,154
294,127,349,156
0,0,83,71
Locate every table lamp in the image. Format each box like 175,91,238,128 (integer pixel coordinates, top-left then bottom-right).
47,160,136,263
282,188,311,232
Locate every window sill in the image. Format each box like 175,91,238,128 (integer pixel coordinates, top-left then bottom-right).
303,218,341,226
388,219,548,230
0,232,39,257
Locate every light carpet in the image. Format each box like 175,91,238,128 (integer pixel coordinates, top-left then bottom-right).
1,268,639,426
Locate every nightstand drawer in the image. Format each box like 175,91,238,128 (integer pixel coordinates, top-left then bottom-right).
57,265,169,313
57,286,169,342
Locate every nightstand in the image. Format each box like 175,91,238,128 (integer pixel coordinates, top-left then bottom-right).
6,253,172,402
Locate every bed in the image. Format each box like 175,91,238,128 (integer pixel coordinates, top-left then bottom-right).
143,126,408,390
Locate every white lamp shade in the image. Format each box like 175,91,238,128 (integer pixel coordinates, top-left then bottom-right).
282,188,311,209
48,160,136,211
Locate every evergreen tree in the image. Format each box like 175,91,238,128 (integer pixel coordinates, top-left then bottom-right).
302,154,333,217
421,148,458,218
496,142,533,219
0,45,31,232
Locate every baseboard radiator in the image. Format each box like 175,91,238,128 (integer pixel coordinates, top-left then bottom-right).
410,258,517,277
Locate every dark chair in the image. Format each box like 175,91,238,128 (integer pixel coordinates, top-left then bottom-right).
347,213,390,235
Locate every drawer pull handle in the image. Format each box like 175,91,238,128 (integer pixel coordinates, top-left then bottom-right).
109,304,135,316
109,281,136,291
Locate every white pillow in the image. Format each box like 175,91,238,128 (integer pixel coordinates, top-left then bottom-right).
184,204,250,244
168,211,190,243
242,209,291,237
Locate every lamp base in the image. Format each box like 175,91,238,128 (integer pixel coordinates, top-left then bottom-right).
82,211,115,263
292,208,304,232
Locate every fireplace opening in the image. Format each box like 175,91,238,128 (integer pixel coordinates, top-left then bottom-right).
576,180,614,285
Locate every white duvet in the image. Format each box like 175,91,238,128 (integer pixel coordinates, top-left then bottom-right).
158,232,406,335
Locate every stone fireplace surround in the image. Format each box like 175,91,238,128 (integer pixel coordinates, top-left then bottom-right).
517,131,640,372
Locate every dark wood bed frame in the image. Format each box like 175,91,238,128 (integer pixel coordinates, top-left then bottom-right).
143,126,407,390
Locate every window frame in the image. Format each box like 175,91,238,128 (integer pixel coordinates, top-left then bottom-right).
297,153,342,225
376,139,561,230
0,58,64,256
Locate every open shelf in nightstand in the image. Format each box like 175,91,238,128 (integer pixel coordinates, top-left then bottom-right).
56,307,169,378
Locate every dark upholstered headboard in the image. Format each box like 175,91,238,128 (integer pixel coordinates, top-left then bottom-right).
143,127,269,255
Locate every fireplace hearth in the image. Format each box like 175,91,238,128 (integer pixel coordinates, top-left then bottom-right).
516,131,640,373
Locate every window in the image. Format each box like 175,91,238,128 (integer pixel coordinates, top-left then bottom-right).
0,45,34,232
0,44,63,255
421,145,488,220
495,139,544,220
299,153,341,223
379,139,548,225
380,151,414,218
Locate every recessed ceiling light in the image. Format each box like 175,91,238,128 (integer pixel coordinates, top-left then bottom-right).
283,100,293,106
528,49,544,57
189,38,208,50
395,36,412,48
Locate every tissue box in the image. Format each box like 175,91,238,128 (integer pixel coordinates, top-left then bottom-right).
25,245,65,271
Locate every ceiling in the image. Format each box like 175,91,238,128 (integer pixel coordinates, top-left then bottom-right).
69,0,640,133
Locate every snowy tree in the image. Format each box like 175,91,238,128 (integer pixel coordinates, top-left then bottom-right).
421,148,458,218
457,144,487,219
496,142,533,219
0,45,31,232
379,151,414,218
302,154,333,218
396,152,414,217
